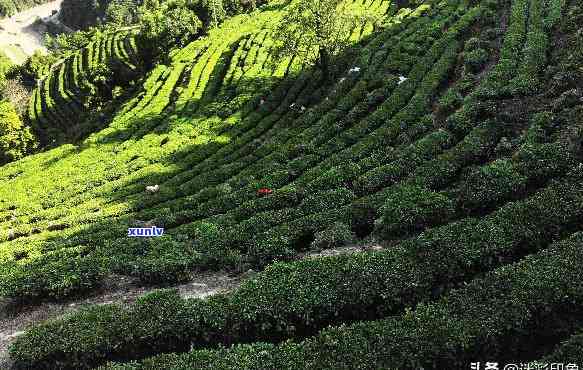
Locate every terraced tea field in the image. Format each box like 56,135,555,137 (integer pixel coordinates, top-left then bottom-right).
29,28,142,143
1,0,582,368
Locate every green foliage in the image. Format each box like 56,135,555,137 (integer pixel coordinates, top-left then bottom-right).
0,51,12,85
45,29,97,55
0,246,104,300
436,87,462,113
272,0,377,79
59,0,104,29
105,0,139,25
104,231,583,369
310,222,354,250
375,184,455,237
0,0,52,18
78,61,115,106
4,0,482,300
0,100,36,164
4,0,583,368
27,30,143,144
12,165,583,368
463,47,489,73
139,1,203,55
20,51,58,81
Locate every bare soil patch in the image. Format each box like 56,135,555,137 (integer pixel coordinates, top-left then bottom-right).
0,271,241,368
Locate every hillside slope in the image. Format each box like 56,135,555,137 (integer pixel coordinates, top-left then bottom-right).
29,28,143,144
2,0,583,368
0,0,53,18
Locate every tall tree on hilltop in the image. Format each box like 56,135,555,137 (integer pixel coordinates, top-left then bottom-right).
272,0,377,81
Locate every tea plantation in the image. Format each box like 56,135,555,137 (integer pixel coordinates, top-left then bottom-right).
29,28,142,143
1,0,583,368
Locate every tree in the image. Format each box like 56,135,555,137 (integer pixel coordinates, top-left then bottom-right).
20,51,58,81
395,0,410,10
139,0,203,58
59,0,103,29
78,62,115,108
206,0,226,27
105,0,139,25
45,29,97,55
0,101,36,164
0,0,16,18
272,0,376,81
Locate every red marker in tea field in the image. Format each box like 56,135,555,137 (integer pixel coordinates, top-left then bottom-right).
257,188,273,196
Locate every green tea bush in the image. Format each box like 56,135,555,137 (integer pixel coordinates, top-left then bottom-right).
310,222,354,251
104,231,583,369
374,184,455,238
5,1,581,368
436,87,463,114
457,159,527,212
463,47,489,73
13,165,583,368
0,246,104,300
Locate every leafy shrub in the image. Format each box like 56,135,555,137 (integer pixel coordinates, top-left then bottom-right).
457,159,527,212
0,100,36,164
0,246,105,300
463,47,489,73
464,36,482,51
20,50,58,81
120,238,203,284
12,162,583,370
105,231,583,369
374,184,455,238
436,87,462,114
0,0,53,18
139,2,203,58
310,222,354,251
523,111,556,144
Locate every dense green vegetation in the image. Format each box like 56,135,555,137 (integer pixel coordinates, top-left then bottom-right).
59,0,267,30
0,101,36,163
0,52,37,165
1,0,583,368
26,0,275,146
0,51,12,83
100,230,583,369
28,29,143,144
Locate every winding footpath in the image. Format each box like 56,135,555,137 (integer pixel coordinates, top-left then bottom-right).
0,0,63,64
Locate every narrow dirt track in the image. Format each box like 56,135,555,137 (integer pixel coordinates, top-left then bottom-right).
0,0,63,63
0,243,384,368
0,271,242,368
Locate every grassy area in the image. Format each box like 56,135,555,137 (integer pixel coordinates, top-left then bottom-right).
1,44,27,64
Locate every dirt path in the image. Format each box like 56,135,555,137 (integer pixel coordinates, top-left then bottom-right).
0,0,63,64
0,271,242,369
0,243,384,368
